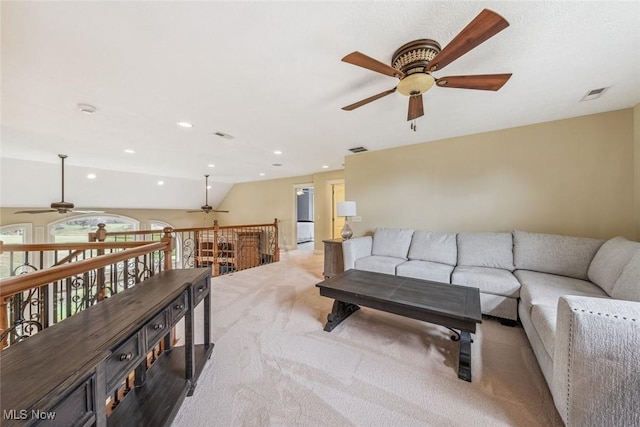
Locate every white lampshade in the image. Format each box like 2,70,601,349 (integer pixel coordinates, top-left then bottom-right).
337,201,357,217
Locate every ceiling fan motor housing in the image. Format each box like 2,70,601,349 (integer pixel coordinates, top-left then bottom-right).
51,201,74,210
392,39,441,96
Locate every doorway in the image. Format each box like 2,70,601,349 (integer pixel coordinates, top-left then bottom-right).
295,184,314,250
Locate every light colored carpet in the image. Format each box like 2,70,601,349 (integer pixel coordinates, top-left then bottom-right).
173,249,563,427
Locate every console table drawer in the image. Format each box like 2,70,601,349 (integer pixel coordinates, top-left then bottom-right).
38,375,95,427
145,309,169,348
105,332,142,392
193,279,210,305
170,291,188,325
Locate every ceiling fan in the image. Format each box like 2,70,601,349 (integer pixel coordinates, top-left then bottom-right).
341,8,512,130
15,154,104,215
187,174,229,214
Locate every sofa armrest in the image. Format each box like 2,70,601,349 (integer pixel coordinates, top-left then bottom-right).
342,236,373,270
552,295,640,427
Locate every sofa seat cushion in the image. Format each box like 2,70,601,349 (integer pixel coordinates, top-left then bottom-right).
451,266,520,297
530,303,557,358
611,250,640,302
587,237,640,295
513,230,604,280
396,260,453,283
515,270,608,313
457,232,514,271
407,231,457,265
354,256,406,275
371,228,414,259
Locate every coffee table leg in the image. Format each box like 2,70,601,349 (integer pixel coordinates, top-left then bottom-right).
323,300,360,332
458,331,472,382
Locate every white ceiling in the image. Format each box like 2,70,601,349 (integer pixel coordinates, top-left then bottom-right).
2,1,640,209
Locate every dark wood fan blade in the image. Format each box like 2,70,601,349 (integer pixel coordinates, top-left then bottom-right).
342,52,404,78
407,94,424,121
186,210,205,213
212,210,229,213
14,209,57,214
436,74,512,90
428,9,509,72
342,88,397,111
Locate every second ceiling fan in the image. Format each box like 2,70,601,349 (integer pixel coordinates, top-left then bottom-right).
187,174,229,214
341,8,512,130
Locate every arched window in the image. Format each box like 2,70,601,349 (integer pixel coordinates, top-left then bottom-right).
0,223,33,278
48,214,139,243
148,220,183,268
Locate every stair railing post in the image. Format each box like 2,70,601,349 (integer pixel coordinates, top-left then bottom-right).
96,223,107,301
161,227,174,271
274,218,280,262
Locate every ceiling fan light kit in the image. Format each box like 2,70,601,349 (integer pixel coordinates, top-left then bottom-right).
341,9,512,131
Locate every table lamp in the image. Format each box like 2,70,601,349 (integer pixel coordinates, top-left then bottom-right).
337,201,357,239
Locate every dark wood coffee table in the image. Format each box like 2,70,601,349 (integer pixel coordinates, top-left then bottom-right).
316,269,482,382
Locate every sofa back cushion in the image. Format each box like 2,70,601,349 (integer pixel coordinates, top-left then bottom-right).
587,237,640,295
407,231,457,265
457,232,514,271
371,228,414,259
513,230,604,280
611,250,640,301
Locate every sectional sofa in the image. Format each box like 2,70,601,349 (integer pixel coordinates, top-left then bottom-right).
342,228,640,427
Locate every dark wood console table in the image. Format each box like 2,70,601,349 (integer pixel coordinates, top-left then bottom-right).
0,268,213,427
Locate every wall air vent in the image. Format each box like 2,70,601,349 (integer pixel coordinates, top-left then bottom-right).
580,87,609,102
348,146,368,153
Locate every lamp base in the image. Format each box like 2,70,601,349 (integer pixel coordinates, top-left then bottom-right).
340,221,353,240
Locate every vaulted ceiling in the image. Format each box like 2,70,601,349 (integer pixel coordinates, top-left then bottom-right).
2,1,639,209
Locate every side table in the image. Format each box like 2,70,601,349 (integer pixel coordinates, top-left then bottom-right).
322,238,344,279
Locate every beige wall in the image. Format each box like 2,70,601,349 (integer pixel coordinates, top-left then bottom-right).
216,170,345,252
345,109,635,240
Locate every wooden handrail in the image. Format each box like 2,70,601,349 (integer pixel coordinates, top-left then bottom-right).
0,241,157,253
94,222,279,237
0,241,167,300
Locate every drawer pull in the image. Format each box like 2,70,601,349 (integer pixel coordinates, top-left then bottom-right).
152,324,164,330
198,287,205,293
119,353,133,362
174,304,184,310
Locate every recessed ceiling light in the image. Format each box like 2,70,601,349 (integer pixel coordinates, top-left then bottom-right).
208,163,215,168
322,165,329,169
259,172,265,176
177,121,193,128
157,180,164,186
274,150,282,155
124,149,135,154
207,185,211,189
77,103,96,114
87,173,96,179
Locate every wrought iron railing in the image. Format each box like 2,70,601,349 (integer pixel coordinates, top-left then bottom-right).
0,220,279,349
89,219,280,276
0,236,173,348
